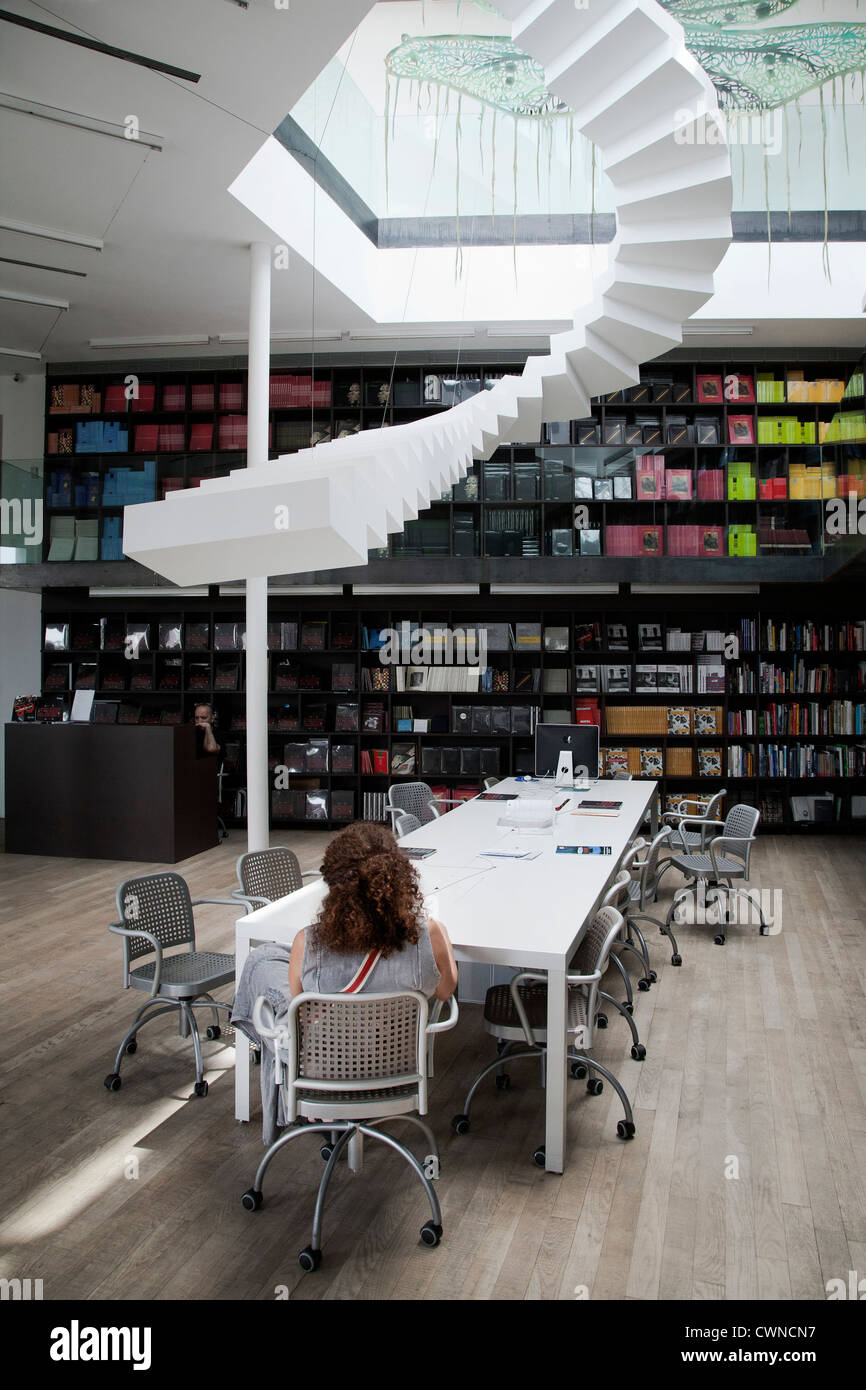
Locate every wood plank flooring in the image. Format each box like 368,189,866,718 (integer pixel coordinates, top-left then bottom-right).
1,830,864,1301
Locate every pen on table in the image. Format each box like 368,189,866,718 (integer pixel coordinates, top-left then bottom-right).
555,798,569,812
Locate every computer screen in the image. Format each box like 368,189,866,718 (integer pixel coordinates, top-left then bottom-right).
534,723,600,779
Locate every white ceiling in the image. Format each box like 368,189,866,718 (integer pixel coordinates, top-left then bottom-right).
1,0,864,372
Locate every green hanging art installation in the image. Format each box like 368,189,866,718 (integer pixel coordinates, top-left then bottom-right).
390,4,866,115
383,1,865,273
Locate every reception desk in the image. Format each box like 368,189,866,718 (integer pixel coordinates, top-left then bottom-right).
4,724,217,862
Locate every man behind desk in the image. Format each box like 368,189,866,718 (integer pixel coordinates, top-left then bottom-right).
193,703,223,757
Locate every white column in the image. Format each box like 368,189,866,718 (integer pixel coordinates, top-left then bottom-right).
245,241,271,851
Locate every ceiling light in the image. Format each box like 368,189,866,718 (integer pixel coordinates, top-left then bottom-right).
490,584,619,595
0,346,42,360
0,254,86,278
682,325,754,337
217,331,345,345
89,587,210,598
0,11,200,83
218,584,345,596
0,94,163,150
0,216,103,251
631,584,760,595
486,325,568,338
348,329,477,341
88,335,211,349
352,584,480,596
0,288,68,310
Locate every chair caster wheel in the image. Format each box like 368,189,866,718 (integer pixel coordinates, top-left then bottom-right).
298,1246,322,1272
193,1080,209,1098
587,1079,604,1096
420,1221,442,1248
638,978,651,992
647,971,657,984
320,1145,333,1162
571,1063,588,1080
242,1188,263,1212
104,1073,121,1092
624,1003,634,1016
714,934,726,946
252,1048,261,1065
596,1013,608,1029
494,1073,511,1091
206,1025,221,1041
631,1044,646,1061
532,1147,546,1168
671,954,682,967
124,1041,137,1055
452,1114,470,1135
617,1120,636,1140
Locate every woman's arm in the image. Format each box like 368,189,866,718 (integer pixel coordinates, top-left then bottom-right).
288,929,306,998
427,918,458,1001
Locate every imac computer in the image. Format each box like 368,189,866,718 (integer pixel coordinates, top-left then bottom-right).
534,724,600,786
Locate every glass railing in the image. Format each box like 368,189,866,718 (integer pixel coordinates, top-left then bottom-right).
0,460,43,564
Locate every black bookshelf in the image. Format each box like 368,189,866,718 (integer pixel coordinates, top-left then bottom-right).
41,355,866,570
38,588,866,834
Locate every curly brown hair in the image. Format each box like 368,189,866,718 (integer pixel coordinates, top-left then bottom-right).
311,822,425,957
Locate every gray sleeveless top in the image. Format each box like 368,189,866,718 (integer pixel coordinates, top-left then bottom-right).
301,918,441,998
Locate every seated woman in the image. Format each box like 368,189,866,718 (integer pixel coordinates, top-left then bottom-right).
289,821,458,1002
231,822,456,1143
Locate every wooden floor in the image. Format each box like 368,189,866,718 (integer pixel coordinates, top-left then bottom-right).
1,829,865,1302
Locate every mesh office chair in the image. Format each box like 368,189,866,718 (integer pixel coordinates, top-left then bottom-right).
661,789,727,857
392,810,422,839
243,990,459,1270
664,804,767,945
105,872,237,1097
385,781,460,833
616,826,683,974
234,847,322,913
452,907,637,1163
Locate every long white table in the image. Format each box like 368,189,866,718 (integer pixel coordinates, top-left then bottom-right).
234,776,658,1172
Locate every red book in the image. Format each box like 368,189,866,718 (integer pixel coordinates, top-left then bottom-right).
697,374,723,404
724,372,755,404
727,414,755,445
638,525,664,556
130,383,156,412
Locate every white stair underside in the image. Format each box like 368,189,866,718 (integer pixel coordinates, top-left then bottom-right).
123,0,733,585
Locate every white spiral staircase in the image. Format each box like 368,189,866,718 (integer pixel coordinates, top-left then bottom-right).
123,0,733,586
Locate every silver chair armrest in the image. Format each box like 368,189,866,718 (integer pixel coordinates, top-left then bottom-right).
707,833,756,877
108,923,163,997
565,968,604,988
232,893,269,914
252,994,281,1040
426,993,459,1034
430,796,461,814
191,896,242,908
508,971,546,1047
677,817,725,835
301,871,322,880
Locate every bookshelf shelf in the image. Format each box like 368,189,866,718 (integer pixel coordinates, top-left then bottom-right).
42,353,866,566
34,590,866,834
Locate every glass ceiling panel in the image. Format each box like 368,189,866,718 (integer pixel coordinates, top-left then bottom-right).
286,1,866,228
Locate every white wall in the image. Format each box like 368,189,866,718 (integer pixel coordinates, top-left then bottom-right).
0,588,42,820
1,368,45,816
0,370,45,463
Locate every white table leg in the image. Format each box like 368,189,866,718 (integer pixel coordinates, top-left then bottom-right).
234,930,251,1122
545,967,568,1173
